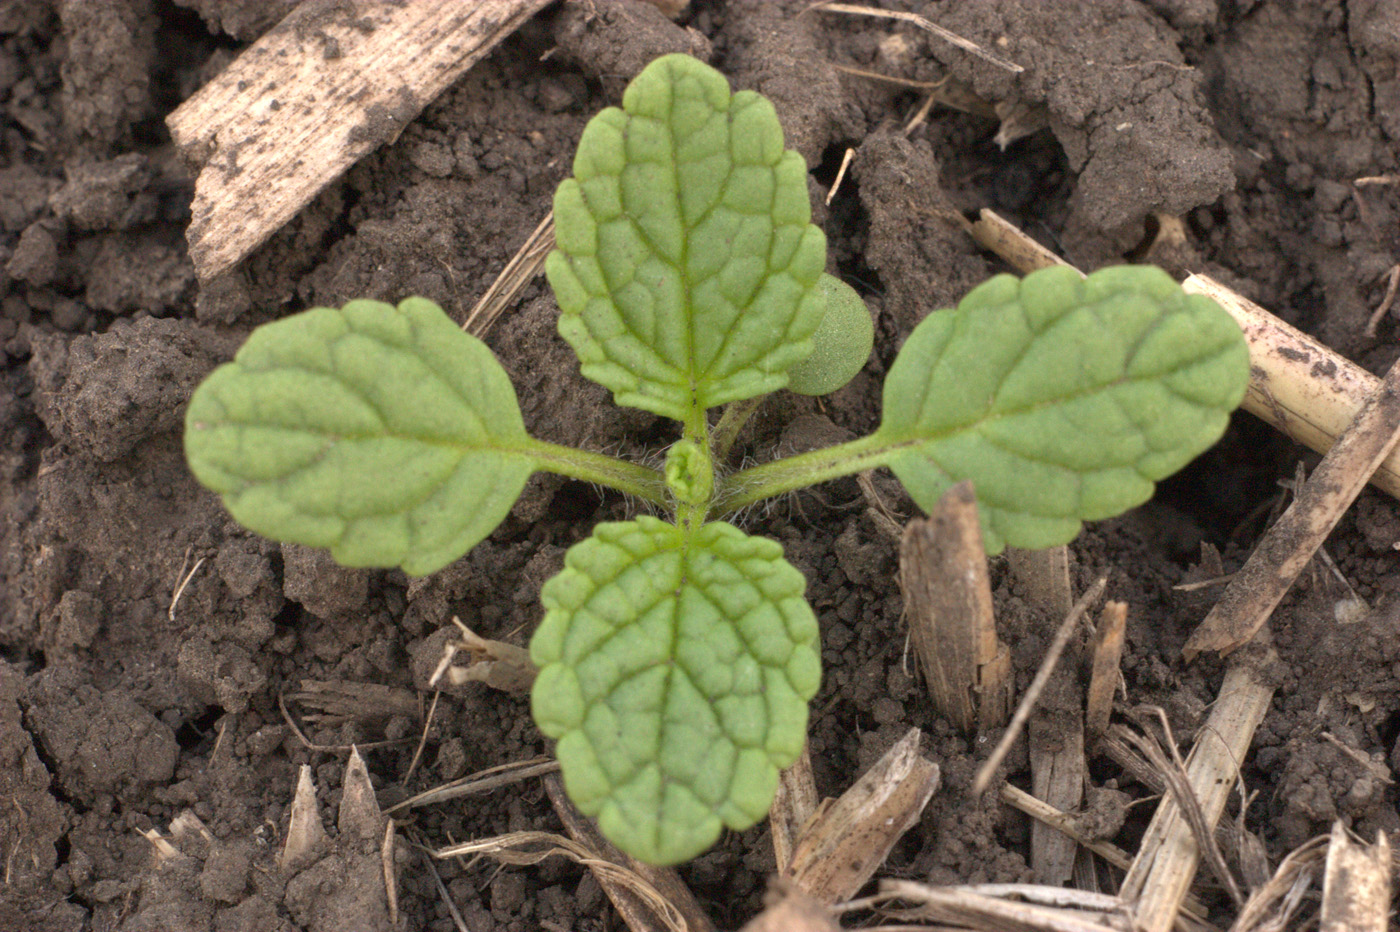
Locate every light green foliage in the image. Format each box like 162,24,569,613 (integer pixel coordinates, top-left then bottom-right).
183,52,1251,869
546,53,828,421
184,298,536,575
664,438,714,505
786,273,875,396
875,265,1250,552
531,517,819,865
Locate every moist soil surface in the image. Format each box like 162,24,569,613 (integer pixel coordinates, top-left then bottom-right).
4,2,1400,930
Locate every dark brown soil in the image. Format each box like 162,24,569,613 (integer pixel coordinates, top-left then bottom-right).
3,1,1400,930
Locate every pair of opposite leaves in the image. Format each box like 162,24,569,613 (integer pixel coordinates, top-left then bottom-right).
184,54,1249,865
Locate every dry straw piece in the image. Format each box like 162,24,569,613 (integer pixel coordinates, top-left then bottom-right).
807,2,1024,73
1182,274,1400,500
1319,823,1391,932
898,482,1011,735
782,729,941,905
1182,322,1400,657
961,212,1400,931
168,0,552,281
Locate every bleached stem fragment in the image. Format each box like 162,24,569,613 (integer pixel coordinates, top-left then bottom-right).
770,743,819,871
973,577,1105,795
339,746,386,842
1008,545,1073,616
738,882,841,932
281,764,326,872
542,775,714,932
898,482,1011,735
1009,544,1082,884
430,616,536,695
783,729,940,905
167,0,552,280
1120,654,1276,932
1085,601,1127,739
1183,274,1400,501
1320,823,1390,932
1183,318,1400,657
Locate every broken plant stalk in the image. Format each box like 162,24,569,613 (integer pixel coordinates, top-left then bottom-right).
973,576,1106,795
1182,274,1400,500
1006,542,1082,885
1319,822,1391,932
542,774,715,932
1183,335,1400,657
769,742,819,871
1085,601,1127,740
898,481,1011,735
1121,361,1400,928
781,728,940,905
168,0,552,281
1120,360,1400,928
967,208,1397,931
999,781,1214,921
428,616,536,695
1118,657,1275,932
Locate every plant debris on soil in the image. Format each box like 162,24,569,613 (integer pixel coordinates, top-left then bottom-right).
3,1,1400,930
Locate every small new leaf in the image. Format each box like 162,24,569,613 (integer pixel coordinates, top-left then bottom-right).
530,516,820,866
546,53,828,422
877,265,1249,551
184,298,536,575
664,438,714,505
786,273,875,396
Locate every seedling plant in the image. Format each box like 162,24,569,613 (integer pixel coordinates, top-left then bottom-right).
184,54,1249,865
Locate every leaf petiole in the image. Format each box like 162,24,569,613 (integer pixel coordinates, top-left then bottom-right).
522,438,670,507
713,432,894,514
711,395,765,464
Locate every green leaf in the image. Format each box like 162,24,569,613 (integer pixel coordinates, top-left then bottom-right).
877,265,1249,552
184,297,536,576
786,273,875,396
546,53,828,423
530,516,820,865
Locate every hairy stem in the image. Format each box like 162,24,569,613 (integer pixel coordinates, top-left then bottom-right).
524,439,670,507
712,433,894,515
710,395,766,464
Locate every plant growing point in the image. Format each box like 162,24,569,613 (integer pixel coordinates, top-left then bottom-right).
184,53,1250,865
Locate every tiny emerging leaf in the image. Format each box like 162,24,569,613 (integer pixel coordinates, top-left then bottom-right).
546,53,828,422
184,298,537,576
786,273,875,396
531,516,820,866
877,265,1249,551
